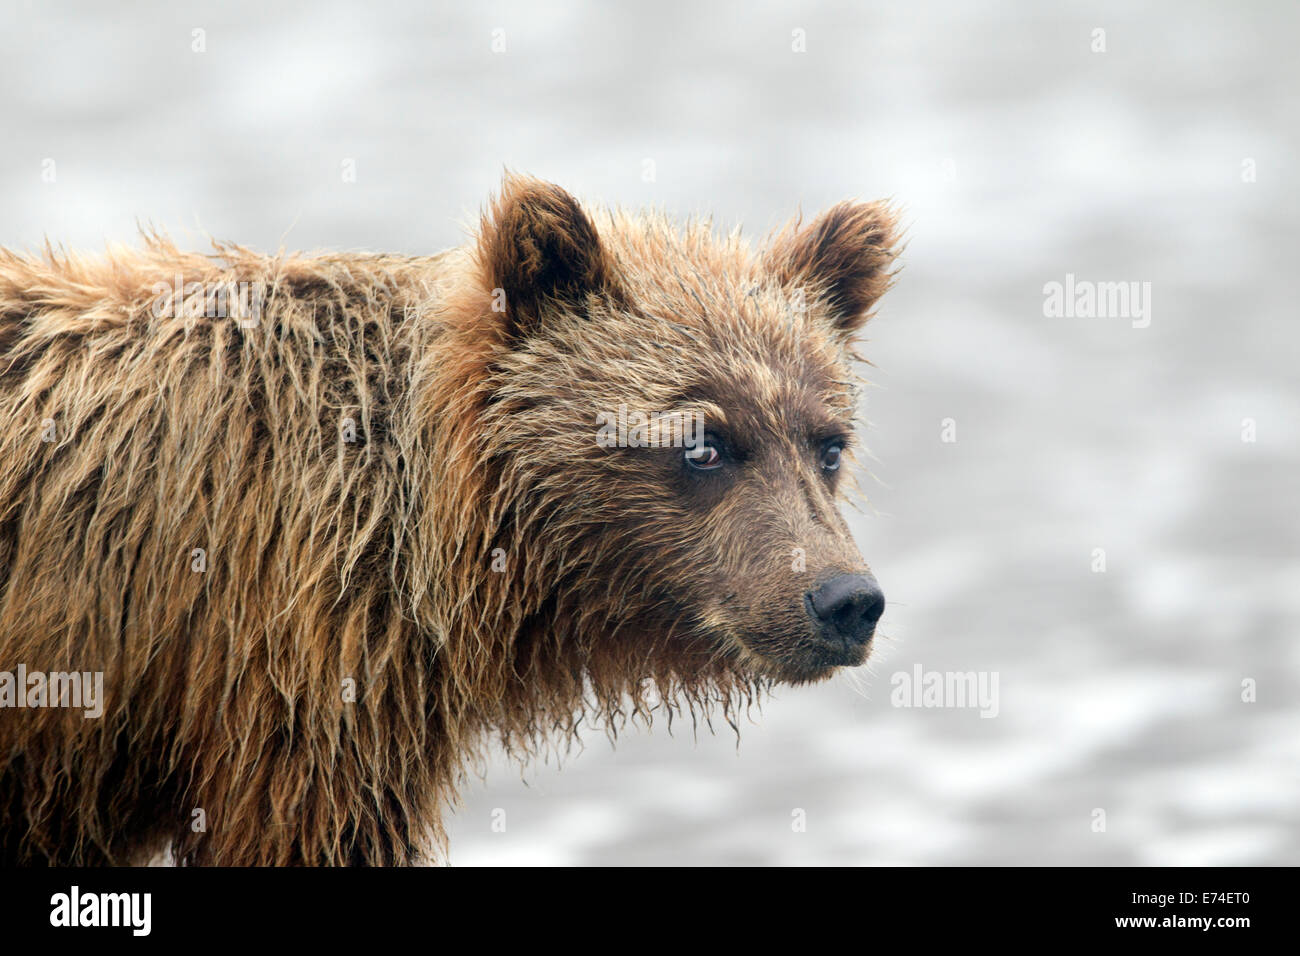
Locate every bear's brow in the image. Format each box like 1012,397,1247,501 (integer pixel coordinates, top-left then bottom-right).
661,396,728,428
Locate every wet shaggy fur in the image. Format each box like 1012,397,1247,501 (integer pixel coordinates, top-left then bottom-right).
0,174,900,865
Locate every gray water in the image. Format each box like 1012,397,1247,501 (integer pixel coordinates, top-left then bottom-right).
1,0,1296,865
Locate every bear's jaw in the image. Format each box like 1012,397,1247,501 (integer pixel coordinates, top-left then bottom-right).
706,621,873,686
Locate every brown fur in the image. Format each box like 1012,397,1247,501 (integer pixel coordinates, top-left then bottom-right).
0,174,899,865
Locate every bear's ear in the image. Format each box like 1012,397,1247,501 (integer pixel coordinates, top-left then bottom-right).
765,200,900,335
477,174,623,341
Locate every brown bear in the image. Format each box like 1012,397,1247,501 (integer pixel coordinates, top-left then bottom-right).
0,174,899,865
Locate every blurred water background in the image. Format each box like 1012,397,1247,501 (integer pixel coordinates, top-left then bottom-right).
1,0,1296,865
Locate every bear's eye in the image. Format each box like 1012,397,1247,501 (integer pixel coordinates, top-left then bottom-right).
685,440,723,471
821,442,844,472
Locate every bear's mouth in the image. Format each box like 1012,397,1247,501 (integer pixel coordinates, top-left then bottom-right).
726,627,874,684
804,632,874,669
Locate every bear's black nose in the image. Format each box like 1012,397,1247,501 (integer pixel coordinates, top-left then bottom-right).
806,573,885,647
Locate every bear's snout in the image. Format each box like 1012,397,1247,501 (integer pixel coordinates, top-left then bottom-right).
805,573,885,653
